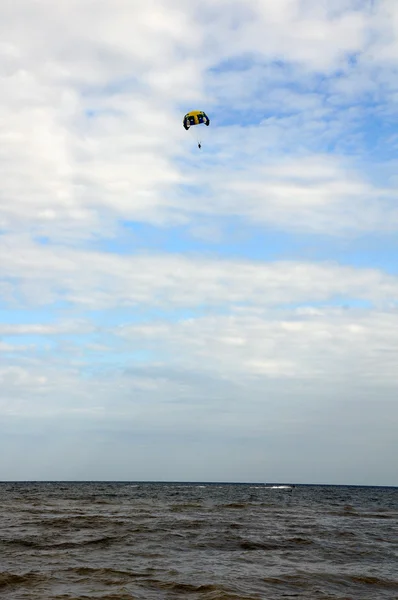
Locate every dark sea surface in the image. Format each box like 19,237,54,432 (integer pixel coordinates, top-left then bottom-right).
0,482,397,600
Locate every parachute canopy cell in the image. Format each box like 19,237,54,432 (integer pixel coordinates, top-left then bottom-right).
183,110,210,130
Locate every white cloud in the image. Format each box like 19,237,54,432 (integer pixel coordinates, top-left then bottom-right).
0,321,95,336
1,0,398,483
119,307,398,385
186,153,398,234
225,0,367,70
1,235,398,309
1,301,397,484
0,0,396,239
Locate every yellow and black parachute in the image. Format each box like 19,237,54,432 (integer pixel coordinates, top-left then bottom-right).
182,110,210,149
183,110,210,130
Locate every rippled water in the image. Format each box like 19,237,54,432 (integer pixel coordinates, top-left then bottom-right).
0,482,397,599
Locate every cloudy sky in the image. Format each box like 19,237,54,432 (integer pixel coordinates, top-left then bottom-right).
1,0,397,485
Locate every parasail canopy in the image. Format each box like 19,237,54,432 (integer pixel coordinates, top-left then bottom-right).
183,110,210,130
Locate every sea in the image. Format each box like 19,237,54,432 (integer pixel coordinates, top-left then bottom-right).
0,482,397,600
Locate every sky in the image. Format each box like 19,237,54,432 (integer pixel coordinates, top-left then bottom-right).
1,0,397,485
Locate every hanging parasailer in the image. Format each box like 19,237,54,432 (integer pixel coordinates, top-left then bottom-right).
183,110,210,149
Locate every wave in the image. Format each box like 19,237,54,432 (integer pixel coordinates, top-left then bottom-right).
0,571,47,590
268,485,293,490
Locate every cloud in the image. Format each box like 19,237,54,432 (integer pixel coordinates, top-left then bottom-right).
1,234,398,309
119,307,398,384
1,0,398,483
184,153,398,235
213,0,368,70
0,0,395,240
0,321,94,335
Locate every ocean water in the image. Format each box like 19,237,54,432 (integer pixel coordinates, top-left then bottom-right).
0,482,397,599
